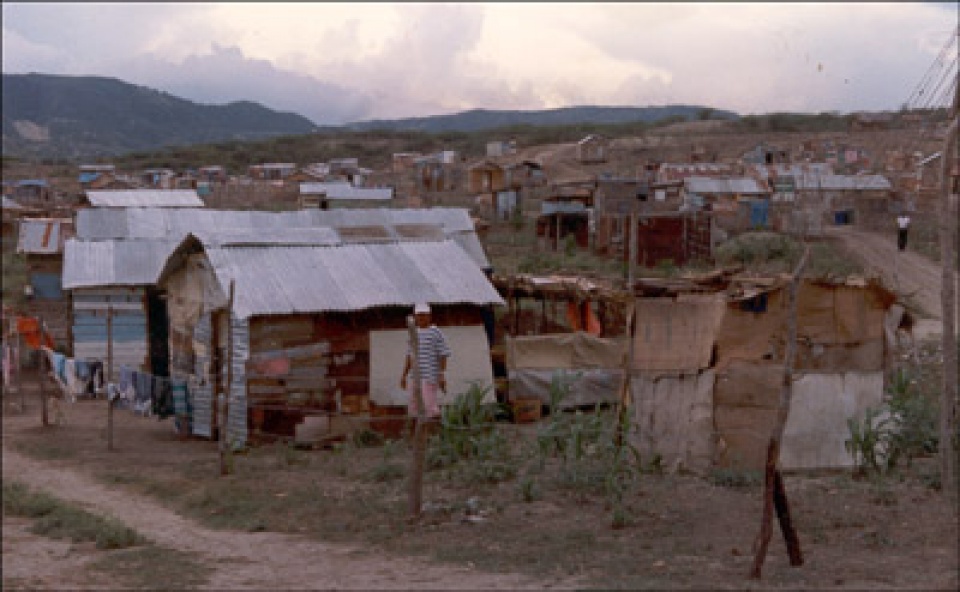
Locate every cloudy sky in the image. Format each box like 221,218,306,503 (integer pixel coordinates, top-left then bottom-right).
2,2,956,125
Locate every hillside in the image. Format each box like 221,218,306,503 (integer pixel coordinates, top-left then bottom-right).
345,105,738,133
1,73,319,160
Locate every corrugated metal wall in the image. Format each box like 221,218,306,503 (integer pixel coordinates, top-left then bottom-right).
190,314,214,439
71,288,148,379
226,317,248,449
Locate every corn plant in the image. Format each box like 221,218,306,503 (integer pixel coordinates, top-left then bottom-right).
845,406,897,475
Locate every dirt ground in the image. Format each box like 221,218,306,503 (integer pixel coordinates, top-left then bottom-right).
2,399,560,590
823,225,952,340
3,223,957,590
3,388,958,591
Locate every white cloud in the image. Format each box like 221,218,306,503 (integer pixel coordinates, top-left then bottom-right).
2,2,956,121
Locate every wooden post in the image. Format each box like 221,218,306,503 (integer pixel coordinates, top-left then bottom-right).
628,209,638,289
938,78,958,500
615,301,637,448
38,315,49,427
17,328,25,411
220,281,235,476
750,245,809,579
406,315,426,521
106,306,116,451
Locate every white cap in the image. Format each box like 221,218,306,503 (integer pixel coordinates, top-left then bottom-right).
414,302,431,314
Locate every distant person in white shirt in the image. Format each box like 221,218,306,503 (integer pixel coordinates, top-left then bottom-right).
896,214,911,252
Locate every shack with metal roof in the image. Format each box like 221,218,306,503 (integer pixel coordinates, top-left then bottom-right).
16,218,75,348
82,189,205,208
155,232,504,447
63,206,494,391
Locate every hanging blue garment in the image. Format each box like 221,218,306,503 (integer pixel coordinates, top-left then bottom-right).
52,352,67,384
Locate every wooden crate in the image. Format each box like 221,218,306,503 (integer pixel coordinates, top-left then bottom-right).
369,402,408,440
512,397,542,423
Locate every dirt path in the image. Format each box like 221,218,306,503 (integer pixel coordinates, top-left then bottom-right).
2,447,570,590
824,225,954,339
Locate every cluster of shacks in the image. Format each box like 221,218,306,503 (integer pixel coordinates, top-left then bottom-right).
55,188,905,473
63,199,502,446
505,271,901,473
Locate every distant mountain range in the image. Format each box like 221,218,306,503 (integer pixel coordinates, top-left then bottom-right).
2,73,319,160
344,105,739,133
2,73,739,161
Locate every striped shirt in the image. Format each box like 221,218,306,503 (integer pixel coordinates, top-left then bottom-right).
408,325,451,384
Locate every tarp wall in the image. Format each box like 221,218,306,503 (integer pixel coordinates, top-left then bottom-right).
714,361,884,470
508,368,623,407
630,370,715,474
633,295,725,372
369,325,495,406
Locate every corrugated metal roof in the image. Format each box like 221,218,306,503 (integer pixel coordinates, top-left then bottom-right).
64,224,490,289
684,177,768,195
16,218,72,254
76,207,477,239
2,196,28,210
795,174,892,191
199,239,504,319
300,182,393,201
63,238,179,289
85,189,204,208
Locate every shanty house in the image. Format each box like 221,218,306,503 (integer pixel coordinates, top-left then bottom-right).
82,189,205,209
156,232,504,447
592,177,642,255
683,177,772,233
505,273,900,473
248,163,297,182
792,174,893,228
13,180,52,203
299,182,395,209
537,183,594,250
62,238,177,380
17,218,75,349
576,134,610,164
78,164,117,190
64,206,494,385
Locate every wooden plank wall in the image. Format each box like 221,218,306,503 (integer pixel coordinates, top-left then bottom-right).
71,288,148,381
247,306,484,438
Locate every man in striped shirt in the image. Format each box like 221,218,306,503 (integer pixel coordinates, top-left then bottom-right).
400,303,451,418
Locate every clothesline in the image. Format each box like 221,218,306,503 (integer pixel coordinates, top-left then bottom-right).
39,346,105,401
111,366,178,420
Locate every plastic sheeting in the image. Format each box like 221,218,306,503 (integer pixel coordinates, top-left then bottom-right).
505,332,627,370
508,368,623,408
714,362,885,470
780,371,884,470
369,325,495,407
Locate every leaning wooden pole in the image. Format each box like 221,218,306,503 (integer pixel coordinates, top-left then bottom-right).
406,315,426,521
106,306,115,451
938,76,958,500
750,244,809,579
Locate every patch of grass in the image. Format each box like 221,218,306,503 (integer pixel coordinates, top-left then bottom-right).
707,467,763,488
87,545,213,590
3,481,144,550
11,438,79,461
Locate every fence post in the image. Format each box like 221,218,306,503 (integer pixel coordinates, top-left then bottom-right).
38,315,49,427
406,315,425,521
107,305,115,451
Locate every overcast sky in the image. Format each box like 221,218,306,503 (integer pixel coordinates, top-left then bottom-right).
2,2,956,125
